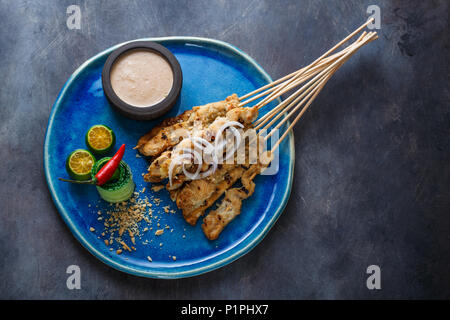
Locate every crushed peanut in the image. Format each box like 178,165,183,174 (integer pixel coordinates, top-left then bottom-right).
87,184,181,261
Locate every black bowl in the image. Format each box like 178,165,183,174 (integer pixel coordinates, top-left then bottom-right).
102,41,182,121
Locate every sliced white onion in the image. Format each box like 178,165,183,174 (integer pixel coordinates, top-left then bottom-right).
214,121,243,151
168,121,245,185
168,153,192,187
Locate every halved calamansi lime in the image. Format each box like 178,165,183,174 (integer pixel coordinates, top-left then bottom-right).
86,125,115,155
65,149,96,181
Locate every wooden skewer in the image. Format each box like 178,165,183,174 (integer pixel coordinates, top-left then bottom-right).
247,29,373,112
252,48,351,110
267,32,377,136
238,47,354,108
253,57,338,112
238,53,336,107
255,32,373,131
271,74,331,153
253,37,364,128
253,29,370,116
264,69,335,141
253,47,352,109
239,70,335,159
267,32,378,149
237,31,377,161
257,66,335,132
238,18,375,102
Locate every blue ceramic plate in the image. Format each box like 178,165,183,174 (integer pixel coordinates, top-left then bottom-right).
44,37,294,278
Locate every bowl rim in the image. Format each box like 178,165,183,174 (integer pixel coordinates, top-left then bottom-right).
101,41,183,120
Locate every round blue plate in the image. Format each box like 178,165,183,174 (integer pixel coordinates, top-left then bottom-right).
44,37,294,278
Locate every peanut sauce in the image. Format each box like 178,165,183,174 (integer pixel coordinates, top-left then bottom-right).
110,49,173,107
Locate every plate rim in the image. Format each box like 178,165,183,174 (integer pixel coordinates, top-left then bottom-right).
44,36,295,279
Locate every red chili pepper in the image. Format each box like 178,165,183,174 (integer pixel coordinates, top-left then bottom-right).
94,144,125,185
59,144,126,185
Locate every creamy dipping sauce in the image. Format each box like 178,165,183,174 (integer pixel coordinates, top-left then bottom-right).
110,49,174,107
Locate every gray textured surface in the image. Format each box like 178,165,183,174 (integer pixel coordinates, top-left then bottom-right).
0,0,449,299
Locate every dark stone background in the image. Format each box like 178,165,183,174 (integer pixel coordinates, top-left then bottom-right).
0,0,448,299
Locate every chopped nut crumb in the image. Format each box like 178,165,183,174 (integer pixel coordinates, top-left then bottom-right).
120,240,132,252
89,188,172,256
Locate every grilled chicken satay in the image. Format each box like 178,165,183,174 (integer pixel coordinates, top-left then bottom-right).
165,161,210,191
202,152,273,240
158,132,262,197
135,109,194,150
143,138,193,183
175,164,245,225
138,94,240,157
144,106,258,183
176,149,266,227
165,135,265,225
164,132,264,193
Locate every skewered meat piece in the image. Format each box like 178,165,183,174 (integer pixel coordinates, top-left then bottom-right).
202,153,272,240
137,94,240,157
175,165,245,225
143,150,172,183
169,188,181,202
144,106,258,183
144,137,194,183
226,106,258,124
135,109,194,150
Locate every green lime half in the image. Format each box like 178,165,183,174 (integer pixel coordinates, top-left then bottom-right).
85,125,115,155
65,149,96,181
